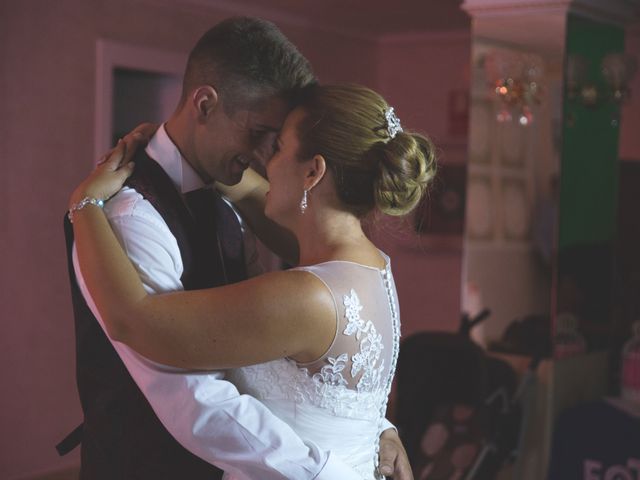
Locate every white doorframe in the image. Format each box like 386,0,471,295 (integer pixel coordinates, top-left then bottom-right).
94,39,186,161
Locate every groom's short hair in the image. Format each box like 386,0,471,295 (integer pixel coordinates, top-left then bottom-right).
180,17,317,113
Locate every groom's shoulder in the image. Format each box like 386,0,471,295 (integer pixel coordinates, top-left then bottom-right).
104,186,144,218
104,186,169,232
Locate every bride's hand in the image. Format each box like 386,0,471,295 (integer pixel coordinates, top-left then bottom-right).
69,123,157,206
69,140,135,207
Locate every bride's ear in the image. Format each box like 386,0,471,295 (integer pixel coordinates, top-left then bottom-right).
304,154,327,192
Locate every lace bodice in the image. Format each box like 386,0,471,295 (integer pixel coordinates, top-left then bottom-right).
227,254,400,479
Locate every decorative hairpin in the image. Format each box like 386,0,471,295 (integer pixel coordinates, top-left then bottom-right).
385,107,403,139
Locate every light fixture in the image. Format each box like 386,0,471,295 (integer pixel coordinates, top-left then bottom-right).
483,50,544,127
566,52,638,108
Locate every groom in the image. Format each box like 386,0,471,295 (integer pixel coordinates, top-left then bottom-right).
62,16,410,479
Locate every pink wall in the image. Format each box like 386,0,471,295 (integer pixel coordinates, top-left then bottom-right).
377,31,471,142
0,1,468,477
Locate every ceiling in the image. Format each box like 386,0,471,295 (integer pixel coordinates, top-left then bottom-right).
199,0,470,38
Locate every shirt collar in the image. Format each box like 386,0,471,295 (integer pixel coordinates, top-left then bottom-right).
145,123,206,194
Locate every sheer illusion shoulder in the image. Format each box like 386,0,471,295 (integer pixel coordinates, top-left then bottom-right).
227,253,400,479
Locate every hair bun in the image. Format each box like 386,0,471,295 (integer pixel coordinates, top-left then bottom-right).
373,132,437,216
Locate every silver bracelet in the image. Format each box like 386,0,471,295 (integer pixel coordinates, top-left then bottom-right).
68,196,104,223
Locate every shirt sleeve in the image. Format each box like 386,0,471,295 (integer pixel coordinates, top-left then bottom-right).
72,190,361,480
381,418,396,433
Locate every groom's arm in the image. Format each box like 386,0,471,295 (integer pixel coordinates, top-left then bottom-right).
72,187,360,480
217,168,299,265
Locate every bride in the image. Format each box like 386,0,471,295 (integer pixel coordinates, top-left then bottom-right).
69,84,436,479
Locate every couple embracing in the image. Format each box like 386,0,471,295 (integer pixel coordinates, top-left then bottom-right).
62,16,435,480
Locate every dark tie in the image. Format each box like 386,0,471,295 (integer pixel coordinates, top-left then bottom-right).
184,188,247,286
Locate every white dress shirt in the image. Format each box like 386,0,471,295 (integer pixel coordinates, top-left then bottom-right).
72,125,362,479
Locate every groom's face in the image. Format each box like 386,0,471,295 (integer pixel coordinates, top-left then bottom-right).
195,95,290,186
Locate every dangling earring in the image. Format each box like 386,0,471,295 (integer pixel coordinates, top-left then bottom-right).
300,189,308,214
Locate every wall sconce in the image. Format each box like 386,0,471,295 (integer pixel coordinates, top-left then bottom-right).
566,52,638,108
483,51,544,127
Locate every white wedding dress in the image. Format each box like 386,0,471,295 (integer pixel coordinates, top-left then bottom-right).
226,254,401,479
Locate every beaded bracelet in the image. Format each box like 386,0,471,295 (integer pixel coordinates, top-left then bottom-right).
67,196,104,223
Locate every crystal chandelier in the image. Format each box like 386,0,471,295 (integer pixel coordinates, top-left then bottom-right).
484,50,544,127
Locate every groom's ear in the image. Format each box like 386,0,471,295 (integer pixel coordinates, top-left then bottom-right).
304,154,327,192
192,86,219,121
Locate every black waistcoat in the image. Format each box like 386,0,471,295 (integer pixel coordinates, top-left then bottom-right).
62,150,246,479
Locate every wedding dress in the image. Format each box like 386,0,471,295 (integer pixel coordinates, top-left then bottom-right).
226,254,401,479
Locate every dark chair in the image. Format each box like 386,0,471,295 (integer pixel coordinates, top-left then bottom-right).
395,312,522,479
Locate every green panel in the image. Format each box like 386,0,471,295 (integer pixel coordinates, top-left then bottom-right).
559,14,624,249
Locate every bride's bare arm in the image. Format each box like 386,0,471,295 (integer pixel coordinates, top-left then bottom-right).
69,144,335,370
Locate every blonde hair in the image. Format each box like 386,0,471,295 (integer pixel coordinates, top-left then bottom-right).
296,84,436,217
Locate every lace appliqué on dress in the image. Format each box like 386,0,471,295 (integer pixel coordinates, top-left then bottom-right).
312,353,349,388
231,283,394,425
343,289,385,394
283,289,387,420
